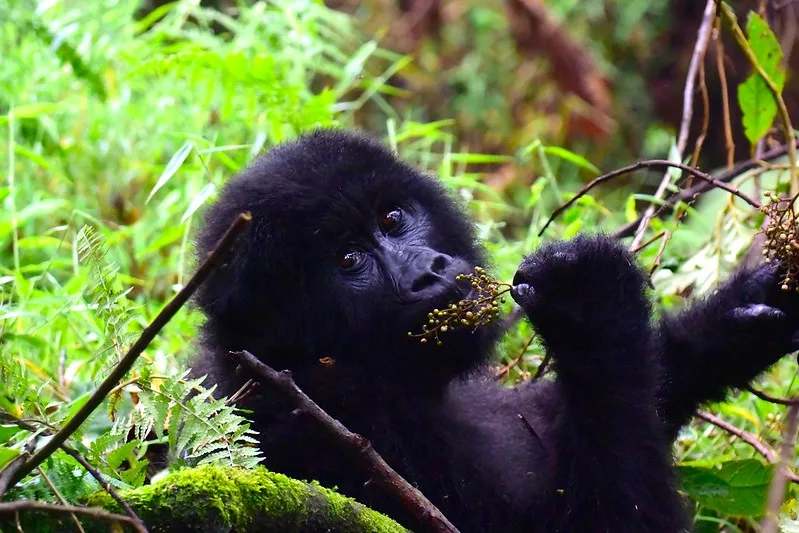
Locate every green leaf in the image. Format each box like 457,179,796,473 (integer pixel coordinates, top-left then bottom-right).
119,457,148,487
737,12,786,144
147,141,193,204
542,146,600,175
0,199,68,242
746,13,785,81
106,440,138,470
181,182,216,224
446,153,514,164
624,195,638,223
678,459,772,517
0,425,23,444
0,447,20,470
0,102,67,121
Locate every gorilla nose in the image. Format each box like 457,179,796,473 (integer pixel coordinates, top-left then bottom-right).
410,253,453,294
396,248,458,300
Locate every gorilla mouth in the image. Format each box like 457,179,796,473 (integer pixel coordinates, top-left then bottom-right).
405,272,505,345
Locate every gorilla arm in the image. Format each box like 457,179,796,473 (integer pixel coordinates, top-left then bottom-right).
512,236,689,533
655,262,799,437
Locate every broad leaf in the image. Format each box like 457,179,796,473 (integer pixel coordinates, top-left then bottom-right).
679,459,773,517
737,12,786,144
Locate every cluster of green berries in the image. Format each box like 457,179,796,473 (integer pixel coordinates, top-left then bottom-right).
408,266,511,345
762,192,799,291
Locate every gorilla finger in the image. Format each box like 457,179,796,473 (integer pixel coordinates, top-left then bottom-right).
511,283,534,306
730,303,786,322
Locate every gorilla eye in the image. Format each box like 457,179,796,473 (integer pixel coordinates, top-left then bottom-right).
338,250,363,270
379,208,403,233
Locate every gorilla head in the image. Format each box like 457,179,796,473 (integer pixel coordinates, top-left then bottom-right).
194,130,499,390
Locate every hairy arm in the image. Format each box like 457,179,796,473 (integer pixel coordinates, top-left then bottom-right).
656,263,799,437
513,235,689,533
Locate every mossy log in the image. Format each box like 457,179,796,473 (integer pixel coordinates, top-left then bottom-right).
90,465,407,532
11,465,408,532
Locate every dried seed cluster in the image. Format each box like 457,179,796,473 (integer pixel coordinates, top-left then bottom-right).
408,266,511,345
762,192,799,291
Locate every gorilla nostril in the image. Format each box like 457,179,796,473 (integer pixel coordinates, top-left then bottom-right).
412,273,440,293
431,255,450,274
511,283,534,303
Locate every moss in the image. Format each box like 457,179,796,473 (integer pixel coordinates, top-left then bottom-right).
78,465,407,532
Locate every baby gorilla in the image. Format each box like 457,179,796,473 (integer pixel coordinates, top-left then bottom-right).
191,129,799,532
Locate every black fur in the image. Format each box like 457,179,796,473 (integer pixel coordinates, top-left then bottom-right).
190,129,799,532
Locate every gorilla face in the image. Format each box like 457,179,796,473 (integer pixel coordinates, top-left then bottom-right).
329,202,475,332
194,130,490,381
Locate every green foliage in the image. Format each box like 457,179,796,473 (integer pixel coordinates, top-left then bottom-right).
0,0,396,503
77,225,136,368
679,459,773,518
737,11,786,145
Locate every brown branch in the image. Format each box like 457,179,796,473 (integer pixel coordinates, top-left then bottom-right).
226,379,257,405
539,159,760,236
0,439,36,497
531,353,552,382
37,466,86,533
630,0,717,249
613,141,799,239
697,410,799,484
230,350,459,533
648,231,672,275
715,21,735,169
0,412,145,530
630,231,666,254
690,52,711,166
496,334,537,379
69,453,145,531
0,501,139,529
516,413,547,451
7,212,252,488
762,403,799,533
745,386,799,406
697,410,777,462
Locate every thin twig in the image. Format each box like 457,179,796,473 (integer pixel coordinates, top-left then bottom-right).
539,159,760,236
745,386,799,406
690,45,711,166
613,141,799,239
0,439,36,497
226,379,257,405
531,353,552,382
697,410,799,484
630,231,666,254
231,350,460,533
516,413,547,451
649,231,672,275
714,21,735,169
630,0,717,249
7,212,252,488
762,403,799,533
496,334,537,379
0,501,139,529
0,412,145,530
37,466,86,533
697,410,777,462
